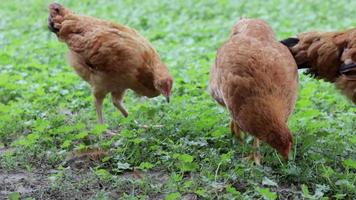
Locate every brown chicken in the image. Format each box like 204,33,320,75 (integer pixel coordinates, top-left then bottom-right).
281,28,356,103
48,3,173,123
209,19,298,164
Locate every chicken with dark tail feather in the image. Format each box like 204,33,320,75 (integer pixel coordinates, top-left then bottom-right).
281,28,356,103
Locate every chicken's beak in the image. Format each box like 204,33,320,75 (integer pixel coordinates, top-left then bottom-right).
161,90,170,103
165,96,170,103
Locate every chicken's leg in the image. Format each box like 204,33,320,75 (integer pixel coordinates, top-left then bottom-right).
245,138,261,165
252,138,261,165
111,91,128,118
230,120,244,141
94,91,106,124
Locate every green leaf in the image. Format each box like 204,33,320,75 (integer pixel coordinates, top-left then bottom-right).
301,109,321,119
121,129,133,138
75,131,88,139
321,166,334,178
8,192,20,200
171,173,183,182
101,156,111,162
33,119,50,132
257,187,277,200
195,188,207,197
75,122,86,130
27,133,40,141
211,127,226,138
61,140,71,148
226,185,241,197
175,154,194,163
343,159,356,169
0,53,12,65
132,138,144,144
178,162,198,172
165,192,181,200
349,135,356,144
92,124,108,135
301,184,311,198
95,169,112,181
147,107,157,118
183,180,193,188
138,162,154,170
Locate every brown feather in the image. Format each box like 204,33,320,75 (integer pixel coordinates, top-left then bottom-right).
209,19,298,159
48,3,173,121
283,28,356,103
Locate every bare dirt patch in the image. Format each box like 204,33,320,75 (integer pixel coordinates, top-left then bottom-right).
0,170,51,199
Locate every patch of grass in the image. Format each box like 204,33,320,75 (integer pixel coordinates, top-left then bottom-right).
0,0,355,199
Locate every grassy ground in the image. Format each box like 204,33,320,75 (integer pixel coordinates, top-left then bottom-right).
0,0,355,199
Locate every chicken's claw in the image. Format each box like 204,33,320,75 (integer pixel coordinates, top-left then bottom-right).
244,152,262,166
230,120,244,141
243,138,261,165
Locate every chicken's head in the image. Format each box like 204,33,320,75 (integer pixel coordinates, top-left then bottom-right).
155,77,173,103
48,3,71,34
231,18,275,41
278,138,293,161
266,129,293,161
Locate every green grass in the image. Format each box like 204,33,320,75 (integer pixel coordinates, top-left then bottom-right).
0,0,355,199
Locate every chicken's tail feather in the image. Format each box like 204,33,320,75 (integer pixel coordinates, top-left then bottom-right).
296,62,311,69
340,62,356,74
280,37,311,69
280,37,299,47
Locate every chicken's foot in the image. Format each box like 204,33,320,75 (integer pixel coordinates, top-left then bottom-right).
112,91,128,118
230,120,244,141
244,138,261,165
